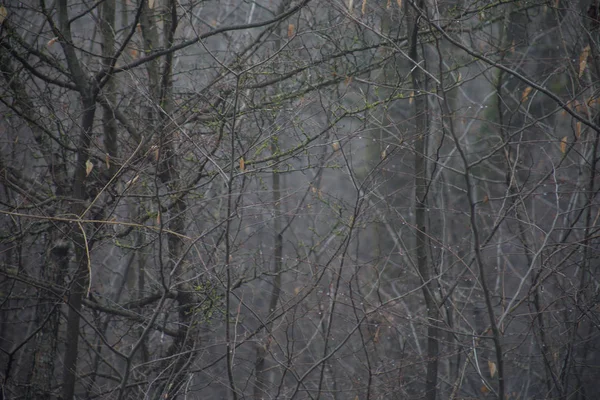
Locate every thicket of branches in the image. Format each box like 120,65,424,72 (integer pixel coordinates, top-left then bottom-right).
1,0,599,399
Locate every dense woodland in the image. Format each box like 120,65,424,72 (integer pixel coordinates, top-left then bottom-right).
1,0,600,399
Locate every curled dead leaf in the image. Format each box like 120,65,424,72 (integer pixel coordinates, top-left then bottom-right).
579,45,591,78
488,360,497,378
85,159,93,177
560,136,567,154
521,86,533,103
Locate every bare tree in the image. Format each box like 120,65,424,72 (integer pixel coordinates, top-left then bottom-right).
1,1,600,399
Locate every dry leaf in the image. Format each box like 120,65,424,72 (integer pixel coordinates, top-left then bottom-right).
576,122,582,138
156,211,160,225
409,91,414,104
85,159,93,177
311,186,317,194
348,0,354,13
480,385,490,394
287,24,295,38
0,6,7,24
396,0,402,7
344,76,353,86
482,194,489,204
126,175,139,186
362,0,368,15
239,157,245,172
148,0,155,9
47,37,59,46
488,360,497,378
521,86,533,103
373,325,381,343
105,154,111,169
579,45,591,78
387,0,391,9
560,136,567,154
130,48,138,58
332,141,340,151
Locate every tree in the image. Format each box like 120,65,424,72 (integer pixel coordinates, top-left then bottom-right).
1,0,599,399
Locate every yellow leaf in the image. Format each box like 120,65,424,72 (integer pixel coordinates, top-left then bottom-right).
521,86,532,103
332,141,340,151
579,45,591,78
47,37,59,47
85,159,93,177
576,122,581,138
239,157,245,172
0,6,7,24
362,0,368,15
560,136,567,154
488,360,497,378
287,24,295,38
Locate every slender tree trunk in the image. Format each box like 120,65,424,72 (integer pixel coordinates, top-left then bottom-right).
407,2,438,399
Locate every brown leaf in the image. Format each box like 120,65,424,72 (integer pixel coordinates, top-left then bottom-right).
488,360,497,378
239,157,245,172
361,0,368,15
409,91,414,104
344,76,353,86
105,154,111,169
576,122,582,138
580,45,591,78
521,86,533,103
373,325,381,343
47,37,59,47
482,194,489,204
85,159,93,177
560,136,567,154
480,385,490,394
396,0,402,8
287,24,295,38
